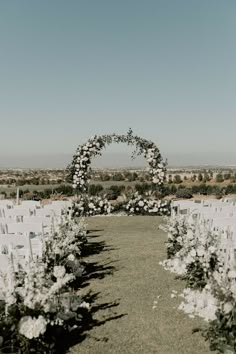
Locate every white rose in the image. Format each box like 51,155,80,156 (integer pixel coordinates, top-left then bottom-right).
19,316,47,339
197,248,205,257
190,249,196,257
80,301,90,310
68,254,75,262
223,302,233,314
208,246,216,254
53,266,66,279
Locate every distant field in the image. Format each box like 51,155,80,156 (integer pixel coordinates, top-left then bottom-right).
0,180,140,193
89,180,141,188
0,184,63,195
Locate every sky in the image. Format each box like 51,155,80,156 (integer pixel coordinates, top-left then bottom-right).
0,0,236,168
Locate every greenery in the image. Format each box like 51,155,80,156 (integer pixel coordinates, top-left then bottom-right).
175,188,193,199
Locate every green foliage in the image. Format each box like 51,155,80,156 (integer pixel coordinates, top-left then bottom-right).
216,173,224,183
105,185,125,200
198,173,203,182
173,175,182,184
184,260,207,290
167,239,182,259
201,308,236,353
166,219,187,259
175,188,193,199
112,173,125,181
135,183,151,195
184,253,219,290
88,184,104,196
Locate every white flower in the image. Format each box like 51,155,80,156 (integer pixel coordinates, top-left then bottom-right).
88,203,95,209
228,270,236,279
67,254,75,262
80,301,90,310
138,200,144,207
153,178,159,184
19,315,47,339
208,246,216,253
230,282,236,295
53,265,66,279
197,247,205,257
223,302,233,314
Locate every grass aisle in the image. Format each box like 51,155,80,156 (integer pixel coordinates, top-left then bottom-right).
70,216,212,354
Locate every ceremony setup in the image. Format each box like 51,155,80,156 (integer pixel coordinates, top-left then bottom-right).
1,1,235,353
0,130,235,353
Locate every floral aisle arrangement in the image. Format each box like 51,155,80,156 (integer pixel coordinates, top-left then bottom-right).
125,193,171,216
42,217,87,277
70,195,113,217
161,215,221,282
0,217,89,353
69,193,171,217
200,267,236,353
161,211,236,353
68,129,166,193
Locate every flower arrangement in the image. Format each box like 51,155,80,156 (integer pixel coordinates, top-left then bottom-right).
161,209,236,353
0,217,89,353
71,195,113,217
200,265,236,353
68,129,166,193
125,193,170,216
161,215,221,282
42,217,87,276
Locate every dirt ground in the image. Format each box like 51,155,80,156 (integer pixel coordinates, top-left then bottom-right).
70,216,214,354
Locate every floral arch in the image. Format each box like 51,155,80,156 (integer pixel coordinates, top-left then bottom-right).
69,129,166,193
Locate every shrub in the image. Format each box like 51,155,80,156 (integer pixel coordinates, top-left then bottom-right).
105,185,125,200
135,183,151,195
173,175,182,184
88,184,104,196
216,173,224,183
176,188,193,199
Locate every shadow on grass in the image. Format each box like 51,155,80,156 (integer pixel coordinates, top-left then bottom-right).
55,227,126,353
82,240,117,256
55,292,127,353
87,229,104,234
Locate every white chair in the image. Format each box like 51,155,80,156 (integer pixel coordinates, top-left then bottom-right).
20,200,41,208
23,216,52,226
6,222,43,235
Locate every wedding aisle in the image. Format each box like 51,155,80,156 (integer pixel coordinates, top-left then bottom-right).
70,216,213,354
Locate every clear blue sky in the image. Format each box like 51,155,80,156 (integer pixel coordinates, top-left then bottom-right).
0,0,235,166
